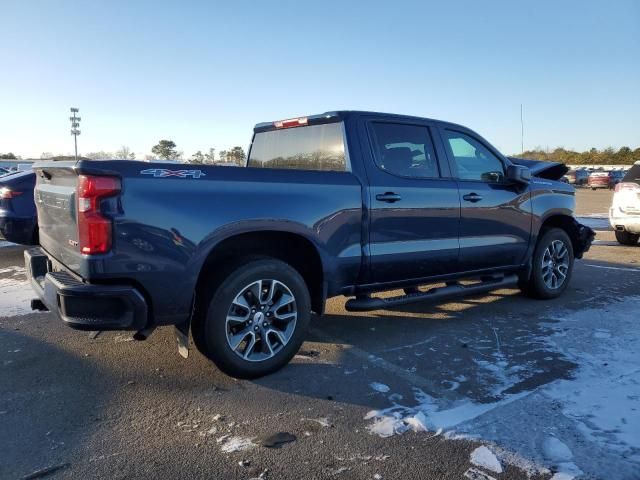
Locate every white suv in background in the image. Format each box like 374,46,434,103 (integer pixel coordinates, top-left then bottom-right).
610,162,640,246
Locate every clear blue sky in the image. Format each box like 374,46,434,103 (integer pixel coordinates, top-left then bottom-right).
1,0,638,159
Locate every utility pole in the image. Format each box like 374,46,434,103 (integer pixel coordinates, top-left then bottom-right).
520,104,524,154
70,108,81,161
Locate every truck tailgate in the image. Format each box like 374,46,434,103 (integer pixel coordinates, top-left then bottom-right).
33,163,83,272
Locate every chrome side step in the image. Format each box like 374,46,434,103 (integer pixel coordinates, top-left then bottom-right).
344,274,519,312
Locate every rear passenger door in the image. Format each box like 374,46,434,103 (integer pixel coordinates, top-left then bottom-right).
439,128,532,271
362,119,461,284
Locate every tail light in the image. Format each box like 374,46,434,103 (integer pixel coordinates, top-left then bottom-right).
0,188,23,199
77,175,121,254
615,182,640,192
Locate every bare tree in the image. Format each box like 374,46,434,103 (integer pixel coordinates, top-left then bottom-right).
114,146,136,160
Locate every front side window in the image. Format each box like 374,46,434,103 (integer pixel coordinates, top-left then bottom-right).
248,122,347,171
369,122,440,178
443,130,505,183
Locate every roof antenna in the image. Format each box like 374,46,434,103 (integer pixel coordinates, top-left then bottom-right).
520,104,524,154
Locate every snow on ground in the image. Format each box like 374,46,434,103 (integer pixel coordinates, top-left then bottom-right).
0,268,37,317
217,435,256,453
365,297,640,479
470,446,502,473
369,382,390,393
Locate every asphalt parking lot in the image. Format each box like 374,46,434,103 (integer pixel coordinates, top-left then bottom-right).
1,189,638,480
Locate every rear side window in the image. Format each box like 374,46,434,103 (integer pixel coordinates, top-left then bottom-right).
443,130,505,183
248,123,347,171
369,122,440,178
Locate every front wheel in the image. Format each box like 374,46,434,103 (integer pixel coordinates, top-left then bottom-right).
615,230,640,246
520,228,574,299
197,258,310,379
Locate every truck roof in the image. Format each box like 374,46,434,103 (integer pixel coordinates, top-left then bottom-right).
253,110,469,133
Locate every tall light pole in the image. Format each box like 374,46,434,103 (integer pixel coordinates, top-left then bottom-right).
70,108,81,161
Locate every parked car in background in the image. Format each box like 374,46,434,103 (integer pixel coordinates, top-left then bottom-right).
588,171,610,190
610,162,640,245
26,111,594,378
577,169,589,185
565,169,589,186
608,170,625,190
564,170,575,184
0,170,38,245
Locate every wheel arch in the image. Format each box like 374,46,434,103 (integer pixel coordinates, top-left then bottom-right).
194,230,326,316
538,214,593,259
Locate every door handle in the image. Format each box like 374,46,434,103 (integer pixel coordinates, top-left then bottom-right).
376,192,402,203
462,193,483,203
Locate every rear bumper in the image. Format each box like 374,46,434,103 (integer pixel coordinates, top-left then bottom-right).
609,209,640,234
24,247,148,331
0,214,36,245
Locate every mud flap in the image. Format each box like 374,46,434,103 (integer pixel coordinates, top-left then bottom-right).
175,320,190,359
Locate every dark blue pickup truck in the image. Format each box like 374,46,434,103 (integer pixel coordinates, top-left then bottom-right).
26,111,593,378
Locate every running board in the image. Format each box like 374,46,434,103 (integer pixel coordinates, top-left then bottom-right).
345,274,519,312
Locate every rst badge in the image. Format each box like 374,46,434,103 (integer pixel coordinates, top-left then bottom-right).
141,169,206,179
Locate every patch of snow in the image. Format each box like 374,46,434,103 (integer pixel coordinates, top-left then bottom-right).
542,436,573,463
0,277,39,317
219,435,255,453
470,446,502,473
549,461,583,480
363,297,640,479
463,467,497,480
303,417,332,428
369,382,390,393
366,414,406,438
403,412,429,433
543,300,640,456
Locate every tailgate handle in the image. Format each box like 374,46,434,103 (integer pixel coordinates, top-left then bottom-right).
376,192,402,203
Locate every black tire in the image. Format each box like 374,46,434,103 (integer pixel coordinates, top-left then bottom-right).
615,230,640,246
520,228,574,300
196,258,310,379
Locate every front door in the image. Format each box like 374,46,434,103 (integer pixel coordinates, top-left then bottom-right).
363,120,461,284
439,128,532,271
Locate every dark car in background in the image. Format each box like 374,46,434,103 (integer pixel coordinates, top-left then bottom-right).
0,170,38,245
608,170,625,190
565,168,589,186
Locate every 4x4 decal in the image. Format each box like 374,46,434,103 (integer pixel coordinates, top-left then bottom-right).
141,168,206,179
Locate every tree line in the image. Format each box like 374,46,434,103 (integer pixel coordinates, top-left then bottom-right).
512,146,640,165
22,140,247,166
149,140,246,166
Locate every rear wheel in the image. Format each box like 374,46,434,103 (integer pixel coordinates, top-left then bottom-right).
196,258,310,379
520,228,574,299
615,230,640,246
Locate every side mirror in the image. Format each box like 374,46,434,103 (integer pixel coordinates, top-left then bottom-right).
506,164,531,184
